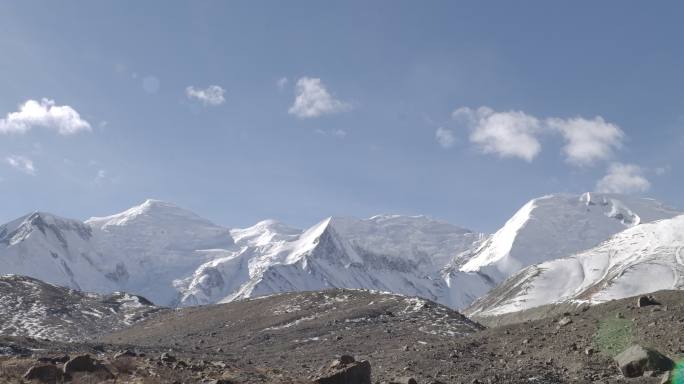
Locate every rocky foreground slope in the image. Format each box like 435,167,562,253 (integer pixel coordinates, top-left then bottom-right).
0,275,162,342
2,287,684,383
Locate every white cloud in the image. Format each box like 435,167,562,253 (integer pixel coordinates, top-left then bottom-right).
277,77,289,90
596,163,650,194
6,155,35,175
454,106,542,162
186,85,226,106
547,116,624,166
453,106,626,166
0,99,91,135
314,128,348,138
655,166,670,176
95,169,106,181
435,127,456,148
288,77,351,118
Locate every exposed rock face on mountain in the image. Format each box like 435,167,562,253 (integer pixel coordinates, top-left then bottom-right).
0,275,161,341
467,213,684,318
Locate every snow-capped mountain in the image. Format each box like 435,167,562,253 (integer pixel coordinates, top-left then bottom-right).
0,200,234,306
454,193,680,282
176,215,485,307
0,201,485,308
85,199,234,306
467,213,684,318
435,193,681,309
0,193,679,310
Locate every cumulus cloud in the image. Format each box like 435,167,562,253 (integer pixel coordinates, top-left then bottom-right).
6,155,36,175
454,106,542,162
548,116,624,166
452,106,626,165
288,77,351,118
186,85,226,106
435,127,456,148
0,99,91,135
596,163,650,194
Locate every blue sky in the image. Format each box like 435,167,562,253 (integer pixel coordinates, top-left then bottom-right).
0,1,683,232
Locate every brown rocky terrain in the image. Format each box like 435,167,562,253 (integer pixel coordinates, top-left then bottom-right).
2,287,684,383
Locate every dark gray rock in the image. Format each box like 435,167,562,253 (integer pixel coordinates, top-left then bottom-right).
23,364,63,382
114,349,137,358
314,359,371,384
614,345,674,377
63,354,96,374
637,295,661,307
63,354,114,379
161,352,177,363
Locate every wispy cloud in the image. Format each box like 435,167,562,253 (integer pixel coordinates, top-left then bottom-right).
0,99,91,135
435,127,456,148
547,116,624,166
277,77,289,90
596,163,650,194
186,85,226,106
453,106,542,161
288,77,351,118
6,155,36,175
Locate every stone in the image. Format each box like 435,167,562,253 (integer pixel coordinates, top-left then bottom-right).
63,354,114,379
314,359,371,384
63,354,96,374
557,317,573,327
389,378,418,384
661,371,672,384
614,345,674,377
339,355,355,365
637,295,661,307
23,364,63,382
161,352,177,363
114,349,137,359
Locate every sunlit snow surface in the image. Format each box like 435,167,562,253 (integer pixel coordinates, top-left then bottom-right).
469,214,684,317
0,193,680,310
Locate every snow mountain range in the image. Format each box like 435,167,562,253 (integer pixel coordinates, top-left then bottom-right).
0,193,680,312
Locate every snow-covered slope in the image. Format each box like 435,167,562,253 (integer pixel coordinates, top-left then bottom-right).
0,202,486,308
85,199,234,305
458,193,680,283
0,212,120,294
467,214,684,317
0,193,678,311
176,215,486,307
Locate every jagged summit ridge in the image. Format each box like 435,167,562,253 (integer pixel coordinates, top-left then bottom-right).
0,193,680,311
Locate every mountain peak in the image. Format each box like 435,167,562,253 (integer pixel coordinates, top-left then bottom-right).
86,199,214,229
459,192,681,280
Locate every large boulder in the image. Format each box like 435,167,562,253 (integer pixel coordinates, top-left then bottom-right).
63,354,114,379
637,295,661,307
63,354,96,374
314,355,371,384
23,364,63,383
614,345,674,377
